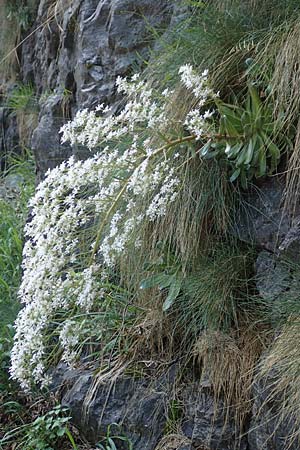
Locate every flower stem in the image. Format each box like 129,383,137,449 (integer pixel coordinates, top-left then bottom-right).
90,134,197,261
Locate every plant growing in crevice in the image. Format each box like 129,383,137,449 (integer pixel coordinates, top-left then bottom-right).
7,83,36,112
6,83,39,151
10,67,220,389
95,423,133,450
5,0,35,31
208,84,285,187
252,260,300,446
140,244,183,312
10,62,279,390
164,399,183,435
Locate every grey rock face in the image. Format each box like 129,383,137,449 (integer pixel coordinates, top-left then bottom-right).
278,217,300,262
51,362,248,450
235,179,291,251
31,94,73,178
181,383,247,450
57,367,177,449
255,251,291,301
248,374,299,450
21,0,175,179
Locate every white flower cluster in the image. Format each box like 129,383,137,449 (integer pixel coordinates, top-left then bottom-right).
179,64,217,140
10,155,109,389
60,75,167,149
59,320,81,366
185,109,215,140
11,67,217,389
179,64,215,103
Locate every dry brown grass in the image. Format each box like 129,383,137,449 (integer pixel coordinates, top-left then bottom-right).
154,433,191,450
257,318,300,445
250,18,300,216
193,326,266,431
46,0,73,32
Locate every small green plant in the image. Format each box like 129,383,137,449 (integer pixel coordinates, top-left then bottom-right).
176,244,254,336
96,424,133,450
165,400,183,434
0,152,35,439
6,1,32,31
0,405,78,450
201,84,285,187
7,84,36,112
0,153,35,326
24,406,74,450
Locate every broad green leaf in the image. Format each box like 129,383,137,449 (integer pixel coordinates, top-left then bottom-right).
56,427,66,437
248,84,262,117
236,145,248,166
226,142,243,158
158,274,176,290
225,142,231,155
258,148,267,177
245,137,256,165
219,110,242,136
163,278,182,311
140,274,172,290
200,140,211,156
229,168,241,183
108,438,118,450
203,149,220,159
240,169,248,189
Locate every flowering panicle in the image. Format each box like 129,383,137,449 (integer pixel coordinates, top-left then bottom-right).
60,75,167,149
11,66,218,389
179,64,218,140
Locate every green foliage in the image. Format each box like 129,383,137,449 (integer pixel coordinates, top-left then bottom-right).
174,243,255,339
145,1,300,188
140,241,255,340
0,153,35,399
165,400,183,434
95,424,133,450
23,407,73,450
57,285,141,366
140,246,183,311
7,84,36,112
149,0,300,93
202,85,286,186
0,405,77,450
5,0,35,31
0,153,35,326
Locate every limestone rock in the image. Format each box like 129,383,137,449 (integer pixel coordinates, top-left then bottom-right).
234,178,290,252
255,251,291,301
59,368,174,449
248,373,299,450
21,0,175,179
181,383,247,450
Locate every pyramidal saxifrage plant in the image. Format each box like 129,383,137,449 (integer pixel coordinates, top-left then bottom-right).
10,65,219,389
10,65,280,390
